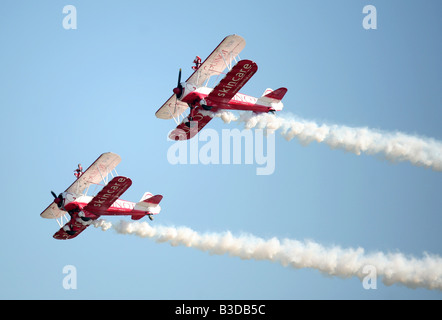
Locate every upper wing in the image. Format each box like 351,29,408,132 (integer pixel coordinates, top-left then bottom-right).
40,202,65,220
186,34,246,88
155,94,189,120
168,108,213,141
83,176,132,214
66,152,122,194
206,59,258,104
155,34,246,120
40,152,122,219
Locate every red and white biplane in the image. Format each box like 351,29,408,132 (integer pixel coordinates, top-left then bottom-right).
155,34,288,140
40,152,163,240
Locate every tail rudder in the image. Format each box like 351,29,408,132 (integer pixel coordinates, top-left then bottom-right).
140,192,153,202
262,88,273,97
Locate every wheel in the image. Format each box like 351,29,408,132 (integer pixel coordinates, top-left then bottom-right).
78,216,93,226
63,224,77,235
202,104,212,111
148,215,154,221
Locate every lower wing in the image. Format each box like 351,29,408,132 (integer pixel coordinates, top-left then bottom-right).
53,216,92,240
206,59,257,104
83,176,132,215
168,108,213,141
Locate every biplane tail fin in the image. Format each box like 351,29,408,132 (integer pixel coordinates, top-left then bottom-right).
257,87,288,111
261,87,288,101
133,192,163,216
139,192,163,205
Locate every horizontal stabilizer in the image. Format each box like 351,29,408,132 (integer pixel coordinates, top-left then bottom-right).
144,194,163,205
263,87,287,101
134,192,163,215
139,192,163,205
257,87,287,112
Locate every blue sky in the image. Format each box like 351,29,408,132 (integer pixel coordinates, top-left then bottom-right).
0,0,441,299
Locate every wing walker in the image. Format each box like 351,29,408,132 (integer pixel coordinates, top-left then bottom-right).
41,152,163,240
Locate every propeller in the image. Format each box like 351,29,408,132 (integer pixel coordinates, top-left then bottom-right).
51,191,63,208
172,68,183,98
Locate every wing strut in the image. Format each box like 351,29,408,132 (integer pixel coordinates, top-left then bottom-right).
168,100,187,126
55,213,70,228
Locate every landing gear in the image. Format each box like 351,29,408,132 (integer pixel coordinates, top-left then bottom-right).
148,215,154,221
63,224,77,236
185,103,197,128
199,99,212,111
77,210,92,222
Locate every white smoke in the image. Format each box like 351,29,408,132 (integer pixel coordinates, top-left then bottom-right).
206,111,442,171
93,219,442,290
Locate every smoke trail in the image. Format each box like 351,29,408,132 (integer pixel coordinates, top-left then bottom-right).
93,219,442,290
206,111,442,171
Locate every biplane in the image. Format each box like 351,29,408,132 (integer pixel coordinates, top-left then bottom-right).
155,34,288,141
40,152,163,240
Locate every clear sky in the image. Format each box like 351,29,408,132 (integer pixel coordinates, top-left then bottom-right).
0,0,441,299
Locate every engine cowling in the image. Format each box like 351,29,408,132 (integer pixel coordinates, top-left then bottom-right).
175,82,197,101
